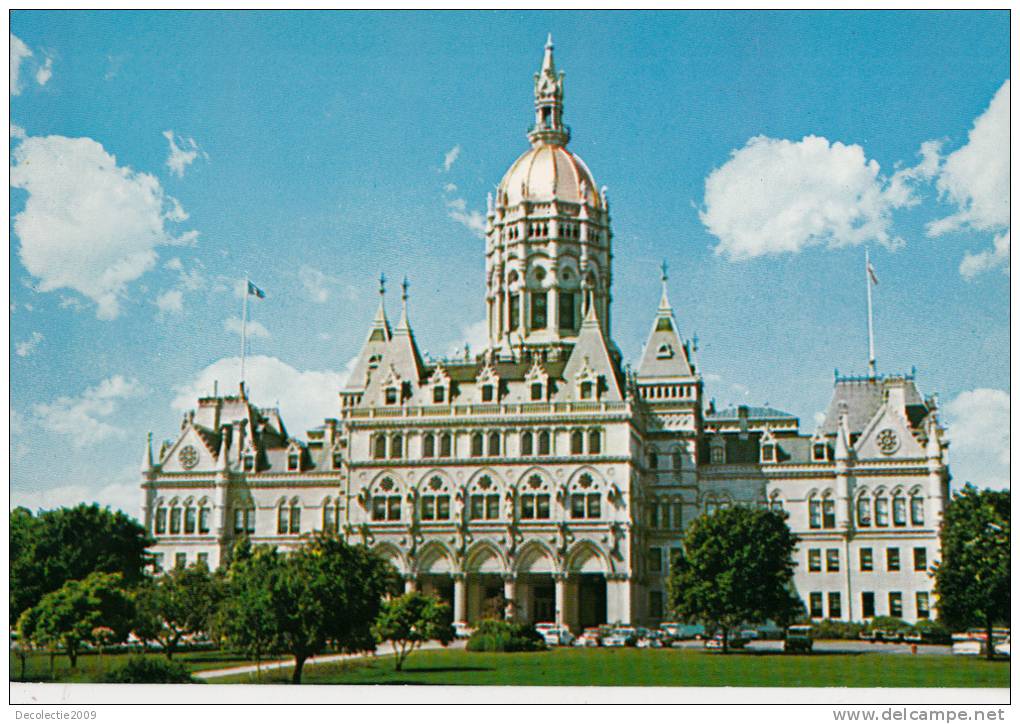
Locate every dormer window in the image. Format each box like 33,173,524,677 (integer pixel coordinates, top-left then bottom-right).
812,443,828,462
433,386,445,403
243,454,255,472
482,384,494,402
531,383,544,401
656,343,674,359
761,444,776,463
288,453,300,471
385,387,398,405
579,381,593,399
332,450,343,469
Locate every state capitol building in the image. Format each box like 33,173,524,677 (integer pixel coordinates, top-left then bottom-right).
142,39,948,629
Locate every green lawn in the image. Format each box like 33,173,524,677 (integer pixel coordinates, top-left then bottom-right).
10,649,252,683
216,647,1009,687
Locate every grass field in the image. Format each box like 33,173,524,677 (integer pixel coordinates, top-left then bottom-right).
10,649,252,683
216,647,1009,688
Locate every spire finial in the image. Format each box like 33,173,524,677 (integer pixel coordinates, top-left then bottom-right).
379,273,386,297
660,259,668,284
401,276,409,303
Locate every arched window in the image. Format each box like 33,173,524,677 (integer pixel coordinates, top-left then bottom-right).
874,493,890,527
519,474,551,520
521,431,534,456
469,475,500,521
390,434,403,459
856,495,872,527
170,505,182,534
769,494,784,514
234,506,256,535
569,473,601,519
439,433,452,458
821,493,836,529
198,503,210,534
892,492,907,526
371,479,402,522
488,431,500,457
571,431,584,455
471,433,484,457
422,433,435,458
373,435,386,460
910,493,925,526
538,430,551,456
808,494,821,529
155,505,167,535
589,430,602,455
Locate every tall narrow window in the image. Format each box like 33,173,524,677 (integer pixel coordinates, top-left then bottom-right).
887,548,901,572
860,548,874,571
390,435,403,459
822,499,836,528
488,431,500,457
373,436,386,460
808,549,821,572
531,291,548,329
289,505,301,534
198,507,210,534
385,387,398,405
423,433,435,458
913,547,928,572
521,431,533,456
155,507,167,535
828,592,842,619
277,506,290,534
809,592,823,618
538,431,551,455
588,430,601,454
579,381,593,399
288,453,300,471
471,433,484,457
857,497,872,527
372,497,387,522
826,549,840,572
170,507,182,535
889,592,903,618
509,294,521,331
875,497,890,526
386,496,401,521
433,386,445,404
531,382,544,401
323,504,335,532
440,433,452,458
809,499,821,529
910,496,925,526
571,431,584,455
893,496,907,526
916,592,931,620
649,451,659,469
570,494,586,519
558,291,575,331
862,592,875,618
482,384,495,402
184,506,196,534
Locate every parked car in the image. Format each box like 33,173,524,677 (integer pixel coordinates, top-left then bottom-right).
952,629,1010,656
602,627,638,647
636,630,665,649
661,622,705,640
540,625,575,647
782,625,813,654
705,633,748,650
573,627,602,647
994,636,1010,658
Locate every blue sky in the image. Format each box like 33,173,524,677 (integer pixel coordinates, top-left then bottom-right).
9,11,1010,514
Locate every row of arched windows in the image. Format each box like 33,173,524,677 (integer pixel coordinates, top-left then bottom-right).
155,500,210,536
372,429,603,460
856,489,925,528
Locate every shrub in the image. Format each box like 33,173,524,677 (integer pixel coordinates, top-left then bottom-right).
867,616,913,633
102,656,197,683
913,620,952,645
466,619,546,653
811,619,866,640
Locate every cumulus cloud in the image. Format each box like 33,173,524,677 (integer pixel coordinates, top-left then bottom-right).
162,130,207,178
11,134,197,319
35,55,52,86
172,355,352,436
224,316,270,339
945,388,1009,489
15,331,43,357
926,81,1009,278
447,198,486,238
445,319,489,358
443,145,461,172
10,34,32,95
10,123,26,139
33,375,144,447
443,182,458,193
154,289,184,315
299,266,334,303
701,135,913,260
12,477,140,516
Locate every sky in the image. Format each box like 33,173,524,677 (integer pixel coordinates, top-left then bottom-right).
8,11,1010,515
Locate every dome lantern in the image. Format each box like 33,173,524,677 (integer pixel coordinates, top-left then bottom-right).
528,34,570,147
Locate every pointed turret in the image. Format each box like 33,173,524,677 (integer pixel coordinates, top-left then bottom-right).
637,261,694,378
561,296,624,401
216,429,231,473
140,432,155,474
344,275,394,393
528,34,569,147
389,277,425,382
835,409,851,462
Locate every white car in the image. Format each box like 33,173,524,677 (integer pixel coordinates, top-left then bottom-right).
540,625,575,647
602,627,637,647
994,636,1010,658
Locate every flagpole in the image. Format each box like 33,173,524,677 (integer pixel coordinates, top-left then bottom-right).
866,249,876,378
241,274,249,395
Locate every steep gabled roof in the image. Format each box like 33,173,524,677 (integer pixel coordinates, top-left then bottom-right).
560,299,624,401
344,292,392,393
637,278,693,379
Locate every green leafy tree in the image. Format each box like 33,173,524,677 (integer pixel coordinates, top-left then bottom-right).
667,506,802,653
214,544,283,681
219,533,395,683
17,572,135,669
373,592,454,670
934,484,1010,660
10,504,153,624
132,561,224,659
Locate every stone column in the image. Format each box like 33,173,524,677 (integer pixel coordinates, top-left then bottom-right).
503,574,517,621
554,573,568,626
453,573,467,624
606,573,631,624
404,575,417,594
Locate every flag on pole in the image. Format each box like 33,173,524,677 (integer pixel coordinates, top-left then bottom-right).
867,261,879,286
247,280,266,298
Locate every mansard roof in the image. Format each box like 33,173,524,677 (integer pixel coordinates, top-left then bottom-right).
820,374,928,436
706,406,797,422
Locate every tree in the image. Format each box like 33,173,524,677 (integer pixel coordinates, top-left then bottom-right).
214,545,282,681
667,506,802,653
17,572,135,669
218,533,396,684
373,592,454,670
132,561,224,659
10,504,153,624
934,484,1010,660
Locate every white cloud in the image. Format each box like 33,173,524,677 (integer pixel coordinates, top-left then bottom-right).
447,198,486,238
701,135,912,260
172,355,353,437
35,55,52,86
164,257,183,271
154,289,184,314
960,230,1009,280
33,375,144,447
15,331,43,357
443,182,458,193
443,145,461,172
12,477,140,516
299,265,333,303
10,123,26,139
162,130,207,178
224,315,270,339
10,34,32,95
11,134,196,320
445,319,489,358
945,388,1009,490
925,81,1010,279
